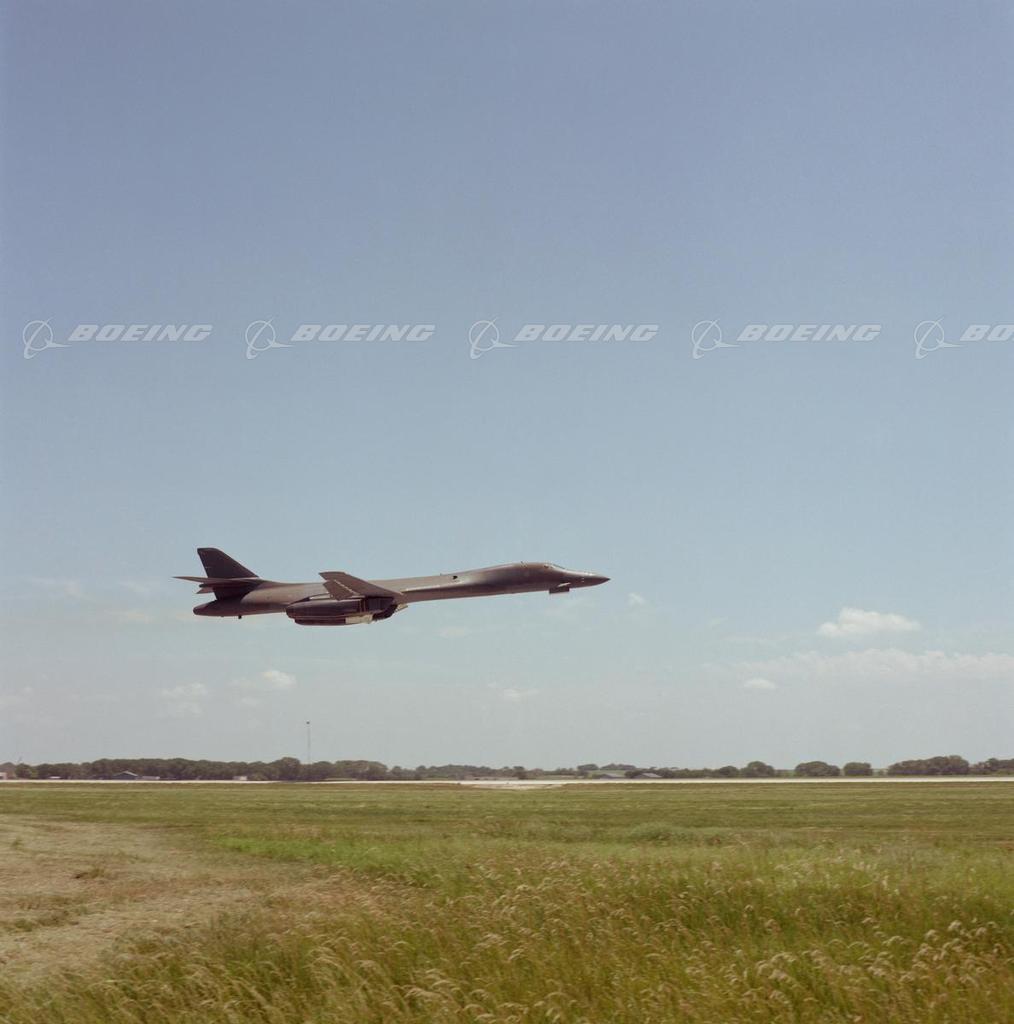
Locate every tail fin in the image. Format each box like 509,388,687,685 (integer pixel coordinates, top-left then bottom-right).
198,547,256,579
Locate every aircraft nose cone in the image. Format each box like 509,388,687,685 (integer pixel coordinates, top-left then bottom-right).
584,573,609,586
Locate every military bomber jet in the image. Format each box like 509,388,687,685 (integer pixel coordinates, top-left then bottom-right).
177,548,609,626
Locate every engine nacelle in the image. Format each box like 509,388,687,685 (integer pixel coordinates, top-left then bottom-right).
286,598,362,619
284,596,399,626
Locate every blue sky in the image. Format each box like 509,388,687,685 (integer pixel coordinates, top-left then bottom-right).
2,1,1011,768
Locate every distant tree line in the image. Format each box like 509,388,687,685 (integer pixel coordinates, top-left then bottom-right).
5,754,1012,781
885,755,1009,776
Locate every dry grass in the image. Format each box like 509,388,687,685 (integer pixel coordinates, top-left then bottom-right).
0,817,377,985
0,782,1010,1023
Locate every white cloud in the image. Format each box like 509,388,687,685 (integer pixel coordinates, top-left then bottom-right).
232,669,297,692
628,593,648,608
501,687,539,703
729,648,1014,686
262,669,296,690
29,577,85,599
438,626,472,639
0,686,34,711
160,682,208,717
543,594,591,622
742,677,777,690
726,633,790,648
112,609,156,625
118,580,161,598
818,607,921,638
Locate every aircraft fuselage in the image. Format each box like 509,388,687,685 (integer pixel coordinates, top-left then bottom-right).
183,556,609,626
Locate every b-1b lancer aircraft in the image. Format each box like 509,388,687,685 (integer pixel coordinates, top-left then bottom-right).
177,548,609,626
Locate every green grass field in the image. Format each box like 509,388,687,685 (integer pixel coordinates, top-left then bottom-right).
1,782,1011,1023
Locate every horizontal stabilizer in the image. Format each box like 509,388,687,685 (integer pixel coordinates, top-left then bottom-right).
319,571,403,601
174,575,262,596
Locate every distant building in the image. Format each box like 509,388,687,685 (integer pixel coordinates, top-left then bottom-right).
0,762,16,780
112,770,139,781
233,775,249,782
